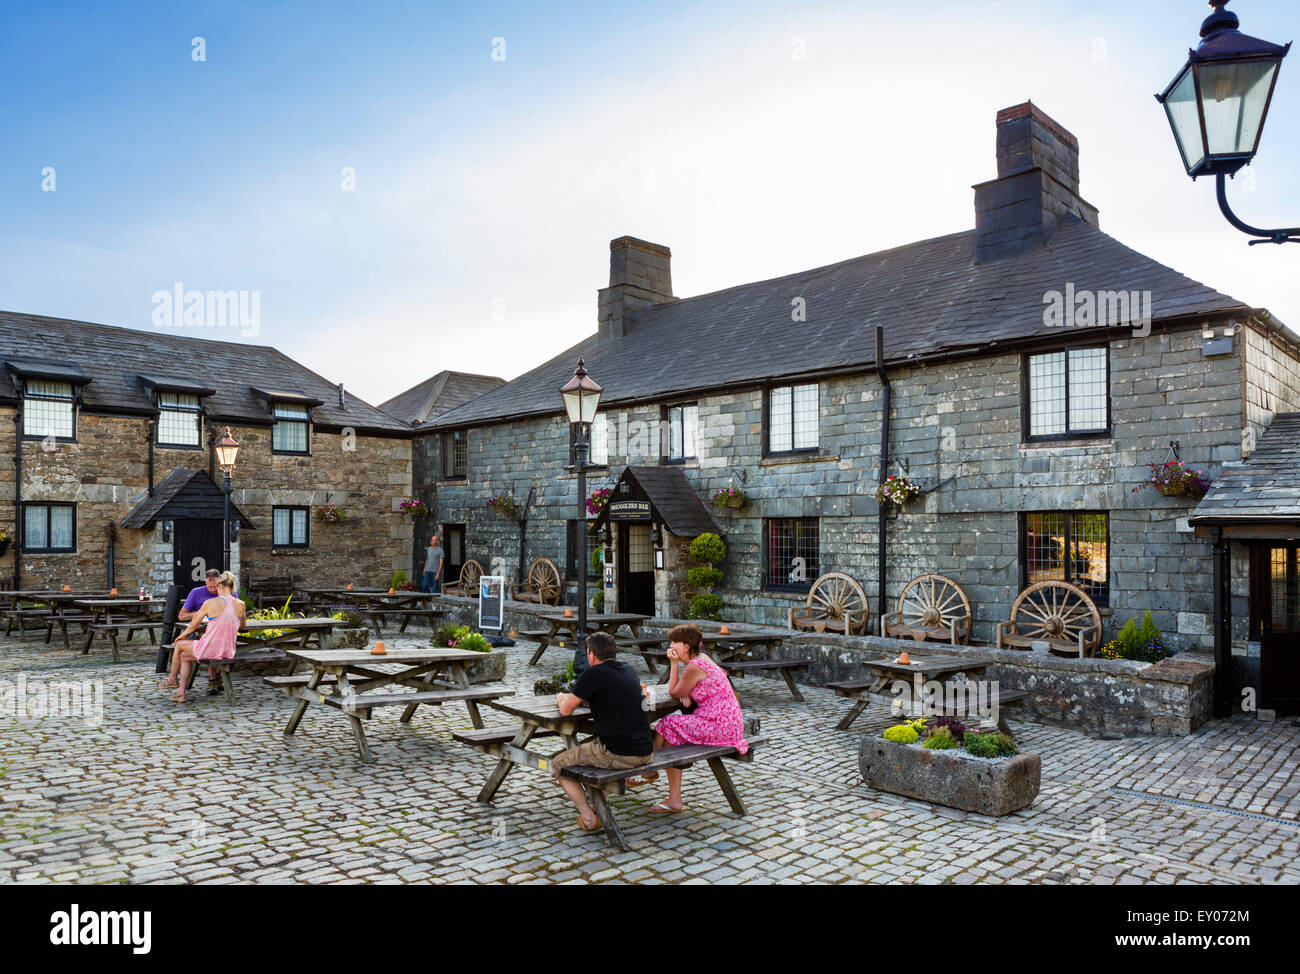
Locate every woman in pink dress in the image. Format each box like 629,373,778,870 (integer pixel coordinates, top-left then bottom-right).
629,623,748,812
162,571,245,702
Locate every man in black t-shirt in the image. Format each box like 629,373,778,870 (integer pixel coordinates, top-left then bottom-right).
551,632,653,831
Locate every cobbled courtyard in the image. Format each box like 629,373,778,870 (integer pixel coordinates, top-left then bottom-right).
1,629,1297,885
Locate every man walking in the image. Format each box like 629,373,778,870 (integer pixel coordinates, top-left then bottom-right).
422,533,444,593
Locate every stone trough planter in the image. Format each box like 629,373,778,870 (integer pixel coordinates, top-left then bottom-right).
462,649,508,685
329,627,371,651
858,738,1041,817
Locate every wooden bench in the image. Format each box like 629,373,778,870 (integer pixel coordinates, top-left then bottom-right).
367,606,448,636
249,574,296,610
510,557,563,606
86,621,161,662
996,581,1102,659
442,559,483,598
559,734,768,850
4,607,54,637
450,724,561,749
719,658,813,702
185,648,293,703
262,677,512,718
46,612,95,651
826,679,1026,732
880,573,972,645
520,629,556,665
928,687,1027,733
787,572,869,636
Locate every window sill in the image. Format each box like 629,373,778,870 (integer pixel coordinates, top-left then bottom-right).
272,452,312,458
436,478,468,487
271,548,312,554
22,549,77,555
759,453,838,467
1019,438,1112,451
157,443,204,451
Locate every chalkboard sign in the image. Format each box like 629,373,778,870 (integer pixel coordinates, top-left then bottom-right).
479,576,505,633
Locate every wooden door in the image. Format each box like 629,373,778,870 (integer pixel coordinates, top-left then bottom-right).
617,523,655,616
1256,544,1300,715
173,520,224,588
442,524,465,584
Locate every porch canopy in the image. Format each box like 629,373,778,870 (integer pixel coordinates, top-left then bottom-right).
1190,413,1300,539
594,465,722,538
121,467,254,529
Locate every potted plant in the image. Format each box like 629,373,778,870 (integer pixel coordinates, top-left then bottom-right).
874,475,922,506
399,498,430,518
687,532,726,621
486,494,517,519
586,487,612,516
1135,460,1210,500
315,502,349,524
534,660,577,696
711,486,746,512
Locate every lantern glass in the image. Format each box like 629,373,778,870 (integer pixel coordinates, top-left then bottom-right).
559,360,602,425
1162,65,1204,174
1199,58,1278,157
215,428,240,471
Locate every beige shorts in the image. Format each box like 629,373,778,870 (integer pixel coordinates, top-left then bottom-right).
550,739,651,782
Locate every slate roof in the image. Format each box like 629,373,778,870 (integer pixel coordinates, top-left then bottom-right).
378,370,505,428
0,311,410,435
120,467,254,529
1190,413,1300,523
429,215,1254,429
597,466,722,539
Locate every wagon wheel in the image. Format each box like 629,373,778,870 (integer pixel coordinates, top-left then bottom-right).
1009,580,1101,651
460,559,483,596
807,572,869,630
529,557,563,606
897,573,971,640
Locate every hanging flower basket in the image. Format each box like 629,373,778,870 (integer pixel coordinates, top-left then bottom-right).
586,488,612,516
1135,461,1210,500
399,498,430,518
486,494,518,519
315,503,349,524
874,475,922,506
711,486,747,512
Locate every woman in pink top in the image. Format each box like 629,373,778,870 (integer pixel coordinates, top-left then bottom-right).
629,623,748,812
161,571,246,702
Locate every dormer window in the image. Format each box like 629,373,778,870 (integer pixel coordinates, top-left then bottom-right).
272,403,311,454
157,392,202,447
23,380,76,440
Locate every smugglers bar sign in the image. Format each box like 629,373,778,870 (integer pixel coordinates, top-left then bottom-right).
607,500,651,521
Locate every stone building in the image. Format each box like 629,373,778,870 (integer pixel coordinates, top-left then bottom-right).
1,312,415,595
422,102,1300,715
379,370,504,581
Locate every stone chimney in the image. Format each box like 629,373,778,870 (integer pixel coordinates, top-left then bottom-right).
973,102,1099,263
598,236,674,341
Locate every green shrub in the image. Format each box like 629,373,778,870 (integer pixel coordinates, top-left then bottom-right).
686,565,723,588
1137,610,1160,647
1116,617,1140,655
455,631,492,653
246,597,303,641
331,609,365,629
922,726,957,749
688,532,726,565
964,731,1017,758
592,590,605,612
688,593,723,620
434,622,463,647
882,725,919,744
391,570,408,589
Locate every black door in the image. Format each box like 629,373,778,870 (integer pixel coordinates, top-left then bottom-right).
617,523,655,616
442,524,465,585
173,520,224,588
1257,544,1300,715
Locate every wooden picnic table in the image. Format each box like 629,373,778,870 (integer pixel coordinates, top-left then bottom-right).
76,598,164,660
169,616,346,703
0,590,111,640
826,653,993,730
466,686,681,804
703,630,810,702
267,647,514,763
522,610,650,666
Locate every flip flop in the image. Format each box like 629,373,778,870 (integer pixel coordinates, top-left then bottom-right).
648,802,683,814
576,816,602,832
625,772,660,789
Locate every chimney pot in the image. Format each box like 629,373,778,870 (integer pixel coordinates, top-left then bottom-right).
598,236,675,341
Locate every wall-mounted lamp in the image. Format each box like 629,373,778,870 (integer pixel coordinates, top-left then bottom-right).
648,523,661,548
161,520,173,543
231,520,241,542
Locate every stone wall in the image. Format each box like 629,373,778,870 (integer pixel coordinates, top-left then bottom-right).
0,410,411,593
1243,323,1300,452
424,323,1269,651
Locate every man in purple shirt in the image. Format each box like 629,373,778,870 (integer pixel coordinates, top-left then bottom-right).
179,569,236,620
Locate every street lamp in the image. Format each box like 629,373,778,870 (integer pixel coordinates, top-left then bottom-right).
1156,0,1296,244
215,427,240,571
559,358,602,674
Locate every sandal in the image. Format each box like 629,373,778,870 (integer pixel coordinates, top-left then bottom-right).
626,772,660,789
157,679,178,690
576,815,602,832
648,801,683,814
169,690,189,703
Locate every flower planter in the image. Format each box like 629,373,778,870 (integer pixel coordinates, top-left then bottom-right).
329,626,371,651
857,738,1041,817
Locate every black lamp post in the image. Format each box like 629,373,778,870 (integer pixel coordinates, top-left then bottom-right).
1156,0,1296,244
560,358,602,674
215,427,240,572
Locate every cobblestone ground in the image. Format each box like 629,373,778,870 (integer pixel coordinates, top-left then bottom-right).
1,629,1297,885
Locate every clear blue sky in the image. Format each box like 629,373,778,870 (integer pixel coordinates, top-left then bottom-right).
2,0,1297,406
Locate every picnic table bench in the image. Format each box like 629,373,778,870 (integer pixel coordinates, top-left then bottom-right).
825,653,1001,730
719,657,813,700
523,610,650,666
559,734,769,850
268,647,514,762
78,598,164,661
249,573,296,609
